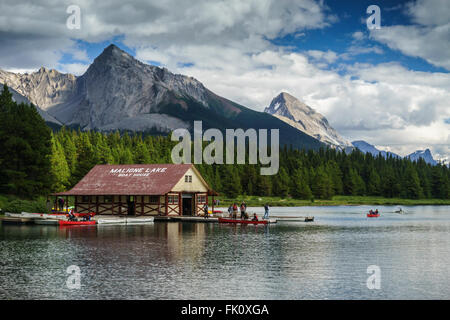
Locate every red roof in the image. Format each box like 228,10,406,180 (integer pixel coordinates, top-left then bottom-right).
53,164,201,196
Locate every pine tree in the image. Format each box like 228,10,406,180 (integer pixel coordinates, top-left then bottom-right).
403,165,423,199
50,134,70,192
367,168,381,195
292,169,312,199
273,167,290,197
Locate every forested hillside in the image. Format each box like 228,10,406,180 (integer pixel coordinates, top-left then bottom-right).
1,85,449,200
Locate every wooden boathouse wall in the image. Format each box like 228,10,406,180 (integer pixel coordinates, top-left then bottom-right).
59,164,215,216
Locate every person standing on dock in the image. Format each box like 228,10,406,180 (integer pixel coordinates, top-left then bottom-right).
203,203,209,219
240,202,246,220
232,203,238,219
263,204,269,220
228,204,233,218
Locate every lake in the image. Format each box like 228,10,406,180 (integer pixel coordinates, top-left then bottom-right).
1,205,449,300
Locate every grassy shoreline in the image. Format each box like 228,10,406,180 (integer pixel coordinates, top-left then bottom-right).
215,195,450,207
1,194,449,214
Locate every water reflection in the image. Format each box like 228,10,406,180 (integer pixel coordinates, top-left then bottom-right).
1,205,450,299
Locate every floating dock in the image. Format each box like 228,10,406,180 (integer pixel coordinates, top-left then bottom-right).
154,216,278,224
1,213,313,225
270,216,314,222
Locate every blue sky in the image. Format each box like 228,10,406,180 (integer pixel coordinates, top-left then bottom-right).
0,0,449,161
59,0,448,74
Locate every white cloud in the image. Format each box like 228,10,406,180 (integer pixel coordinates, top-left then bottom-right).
142,44,449,159
352,31,365,41
58,63,89,76
306,50,339,64
370,0,450,70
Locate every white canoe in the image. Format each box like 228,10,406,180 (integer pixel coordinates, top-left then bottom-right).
125,217,154,224
97,218,126,225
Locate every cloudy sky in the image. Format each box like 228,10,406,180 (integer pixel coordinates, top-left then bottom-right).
0,0,449,161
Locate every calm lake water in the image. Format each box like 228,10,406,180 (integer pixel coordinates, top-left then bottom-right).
1,205,449,300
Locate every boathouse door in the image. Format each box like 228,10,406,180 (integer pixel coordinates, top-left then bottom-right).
127,196,135,216
182,194,193,216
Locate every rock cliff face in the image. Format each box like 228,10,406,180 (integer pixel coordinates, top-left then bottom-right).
0,67,78,111
264,92,352,150
0,45,228,132
406,149,437,165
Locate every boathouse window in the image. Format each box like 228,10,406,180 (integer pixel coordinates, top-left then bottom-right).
104,195,113,203
168,195,178,204
197,195,206,204
82,196,89,203
149,196,159,204
185,175,192,183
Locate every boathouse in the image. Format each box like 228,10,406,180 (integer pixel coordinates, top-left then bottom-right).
52,164,217,216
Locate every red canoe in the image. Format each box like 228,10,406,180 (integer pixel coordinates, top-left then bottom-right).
59,220,97,226
218,217,268,225
367,213,380,218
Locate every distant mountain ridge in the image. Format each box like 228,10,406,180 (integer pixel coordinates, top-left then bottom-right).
352,140,438,165
406,149,437,165
264,92,353,150
351,140,401,159
0,44,324,151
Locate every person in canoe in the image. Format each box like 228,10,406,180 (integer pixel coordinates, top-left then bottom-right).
263,204,269,220
252,213,258,221
67,209,77,221
375,209,379,214
203,203,209,219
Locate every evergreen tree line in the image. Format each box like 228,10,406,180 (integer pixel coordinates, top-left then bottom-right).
44,127,450,200
1,85,449,200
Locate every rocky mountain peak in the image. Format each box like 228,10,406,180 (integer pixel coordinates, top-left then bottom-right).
86,44,142,77
265,92,351,149
407,148,437,165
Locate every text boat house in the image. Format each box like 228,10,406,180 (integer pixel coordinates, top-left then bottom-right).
53,164,217,216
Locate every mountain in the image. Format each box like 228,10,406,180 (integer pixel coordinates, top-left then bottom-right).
0,44,324,150
264,92,352,150
406,149,437,165
352,140,438,165
352,140,401,159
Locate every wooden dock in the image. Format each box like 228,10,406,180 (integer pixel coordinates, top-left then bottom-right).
155,216,278,224
269,216,314,222
155,216,219,223
0,216,34,224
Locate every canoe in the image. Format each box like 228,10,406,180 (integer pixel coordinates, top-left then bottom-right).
208,210,223,214
59,220,97,226
124,217,154,224
218,217,268,225
367,213,380,218
97,218,126,225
